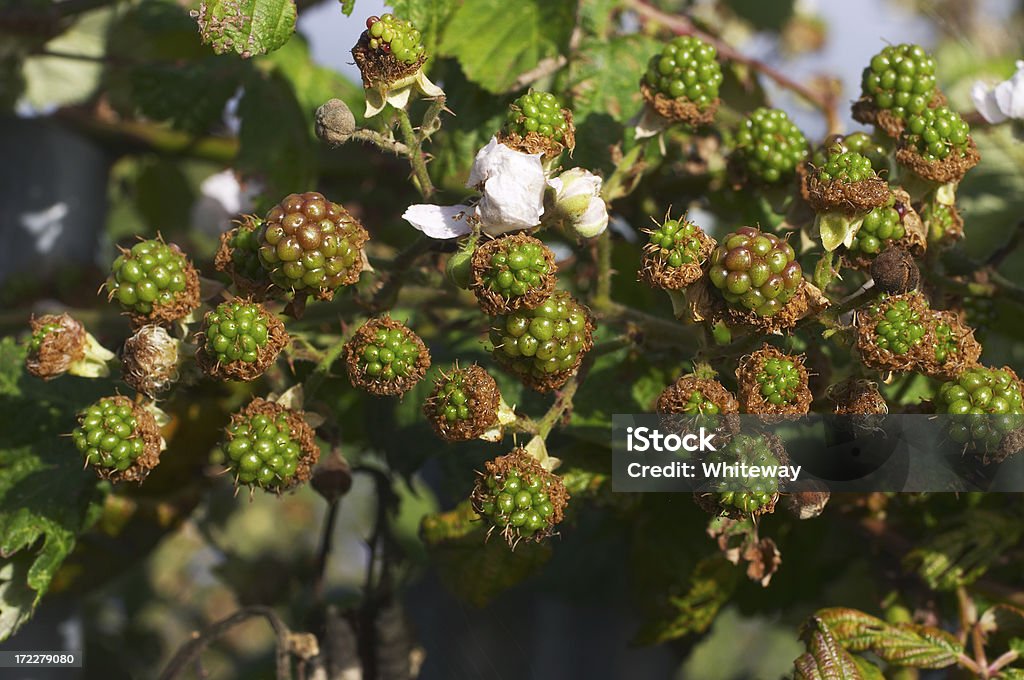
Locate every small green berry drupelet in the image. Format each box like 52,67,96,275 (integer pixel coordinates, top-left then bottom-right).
504,91,571,143
642,35,722,109
934,321,957,364
470,448,569,547
197,299,287,381
902,106,971,162
851,199,905,256
106,239,199,325
469,234,555,315
817,146,875,184
871,297,926,356
28,320,60,354
708,227,802,318
216,215,270,298
490,291,593,393
344,316,431,396
860,44,937,122
219,398,319,492
365,14,424,64
72,396,161,483
732,108,808,184
258,192,368,301
922,202,962,243
936,367,1024,455
702,435,783,516
424,364,501,442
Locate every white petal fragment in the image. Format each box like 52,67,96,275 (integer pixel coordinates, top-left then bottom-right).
402,204,474,239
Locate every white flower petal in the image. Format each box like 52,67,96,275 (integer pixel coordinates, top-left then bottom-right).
385,86,413,112
467,137,544,189
364,87,387,118
416,71,445,98
994,68,1024,120
465,137,547,234
402,204,473,239
575,199,609,238
971,81,1007,124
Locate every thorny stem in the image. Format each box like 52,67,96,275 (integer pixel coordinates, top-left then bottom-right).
987,649,1020,675
158,606,294,680
350,129,411,156
536,374,583,440
396,107,435,199
624,0,841,133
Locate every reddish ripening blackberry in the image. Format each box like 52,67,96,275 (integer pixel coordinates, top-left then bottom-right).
708,227,802,318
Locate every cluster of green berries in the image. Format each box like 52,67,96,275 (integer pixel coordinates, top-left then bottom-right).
647,218,704,268
226,217,265,283
922,202,958,242
871,298,926,355
222,407,305,489
365,14,424,64
861,43,937,119
842,131,889,170
433,372,475,425
258,192,365,295
903,106,971,162
203,300,272,365
732,108,808,183
356,325,423,383
72,397,147,474
817,145,876,184
481,240,551,298
936,367,1024,452
642,35,722,108
490,292,590,382
708,227,803,318
678,389,722,415
504,91,570,142
28,321,61,353
707,435,780,514
756,357,803,406
851,200,905,256
934,321,957,364
476,468,558,541
107,240,191,315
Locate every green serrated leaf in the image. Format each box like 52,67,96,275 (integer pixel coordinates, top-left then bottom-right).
22,8,113,110
815,607,961,670
340,0,356,16
634,555,739,644
195,0,297,58
904,510,1022,591
0,338,108,641
439,0,574,93
794,616,866,680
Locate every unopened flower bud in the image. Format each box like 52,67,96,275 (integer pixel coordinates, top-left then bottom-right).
546,168,608,239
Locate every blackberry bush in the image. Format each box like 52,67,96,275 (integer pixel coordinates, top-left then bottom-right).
71,396,162,483
258,192,369,301
469,234,556,315
423,364,502,442
936,367,1024,460
855,43,938,135
731,108,808,184
470,448,569,547
708,227,803,318
343,316,431,396
640,215,714,290
105,238,200,326
196,299,288,381
218,398,319,492
641,35,722,125
489,291,593,393
499,90,574,157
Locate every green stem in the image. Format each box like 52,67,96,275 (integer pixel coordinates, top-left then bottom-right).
536,375,582,440
396,108,435,199
593,231,613,309
351,129,410,156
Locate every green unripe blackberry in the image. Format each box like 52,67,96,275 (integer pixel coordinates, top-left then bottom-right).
922,202,962,243
469,234,555,315
640,216,713,290
343,316,431,396
851,199,904,256
703,434,782,516
936,367,1024,455
470,448,569,547
219,398,319,492
642,35,722,109
657,375,739,416
106,239,200,325
71,396,162,483
933,321,956,364
708,227,802,318
216,215,271,298
732,108,808,184
860,44,937,121
258,192,368,301
756,358,802,405
841,132,889,170
197,299,288,381
902,106,971,162
871,297,926,355
504,91,570,142
424,364,501,442
365,14,424,64
489,291,594,393
737,345,811,415
817,146,875,184
26,314,83,380
28,320,60,353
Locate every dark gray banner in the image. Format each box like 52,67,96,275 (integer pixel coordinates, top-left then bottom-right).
611,414,1024,492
